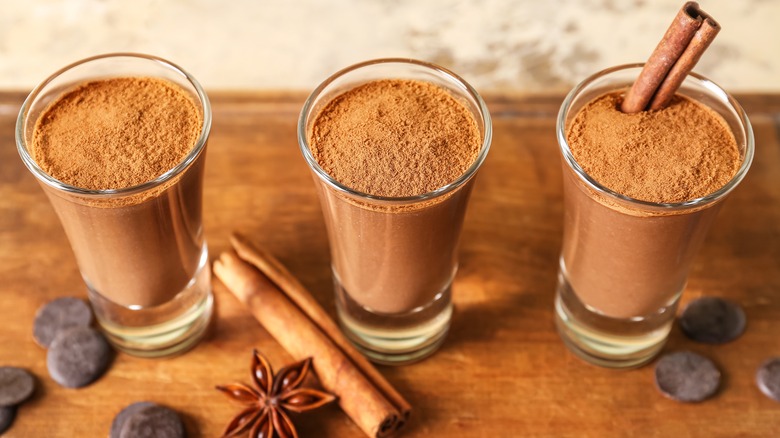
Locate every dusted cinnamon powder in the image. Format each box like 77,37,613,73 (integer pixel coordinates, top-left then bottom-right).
309,79,481,197
32,77,202,190
567,91,740,203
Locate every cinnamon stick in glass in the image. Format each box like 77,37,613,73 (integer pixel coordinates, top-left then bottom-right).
648,17,720,110
621,1,719,113
214,248,407,438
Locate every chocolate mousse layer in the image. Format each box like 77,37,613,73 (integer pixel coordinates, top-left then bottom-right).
308,79,481,314
563,91,740,319
31,77,205,308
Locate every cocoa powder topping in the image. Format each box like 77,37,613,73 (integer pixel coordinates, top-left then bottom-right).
309,79,481,198
31,77,202,190
567,91,740,204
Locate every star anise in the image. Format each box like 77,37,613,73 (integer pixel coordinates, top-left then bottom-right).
216,350,337,438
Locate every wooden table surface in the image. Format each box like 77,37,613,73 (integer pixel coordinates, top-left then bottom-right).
1,91,779,437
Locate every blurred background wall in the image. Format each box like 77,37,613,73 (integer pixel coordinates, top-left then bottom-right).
1,0,776,94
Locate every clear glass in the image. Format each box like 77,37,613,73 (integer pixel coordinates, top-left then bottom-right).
16,53,214,358
555,64,754,368
298,59,492,364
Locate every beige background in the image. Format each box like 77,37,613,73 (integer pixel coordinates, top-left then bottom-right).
0,0,777,93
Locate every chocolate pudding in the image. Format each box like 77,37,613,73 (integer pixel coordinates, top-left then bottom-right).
307,79,482,314
562,91,740,319
30,77,205,308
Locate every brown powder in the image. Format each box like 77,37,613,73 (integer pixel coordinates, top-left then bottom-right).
308,79,481,198
31,77,202,191
566,91,740,204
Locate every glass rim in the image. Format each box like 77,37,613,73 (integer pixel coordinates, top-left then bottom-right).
297,57,493,203
15,52,212,197
556,63,755,211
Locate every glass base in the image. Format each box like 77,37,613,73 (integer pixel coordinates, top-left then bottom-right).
554,262,679,369
88,246,213,358
335,277,453,366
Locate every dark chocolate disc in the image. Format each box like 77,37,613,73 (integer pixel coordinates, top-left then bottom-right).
756,357,780,402
0,406,15,434
0,367,35,407
110,402,158,438
33,297,93,348
655,351,721,402
46,327,112,388
118,404,185,438
679,296,746,344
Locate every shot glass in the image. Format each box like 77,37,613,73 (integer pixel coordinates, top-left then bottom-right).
554,64,754,368
16,53,213,358
298,59,492,364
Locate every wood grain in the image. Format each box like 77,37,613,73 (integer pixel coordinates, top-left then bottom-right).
0,92,778,437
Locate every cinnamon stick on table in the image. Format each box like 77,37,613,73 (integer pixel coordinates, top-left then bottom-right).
229,233,412,421
213,241,410,438
621,1,720,113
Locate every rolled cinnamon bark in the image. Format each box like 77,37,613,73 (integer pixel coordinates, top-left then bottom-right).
648,17,720,110
214,250,405,437
229,233,412,422
621,2,703,113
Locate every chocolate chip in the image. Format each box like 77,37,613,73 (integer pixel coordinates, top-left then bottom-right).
756,357,780,402
119,404,186,438
33,297,93,348
0,367,35,407
110,402,157,438
679,296,746,344
0,406,16,434
46,327,112,388
655,351,721,402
